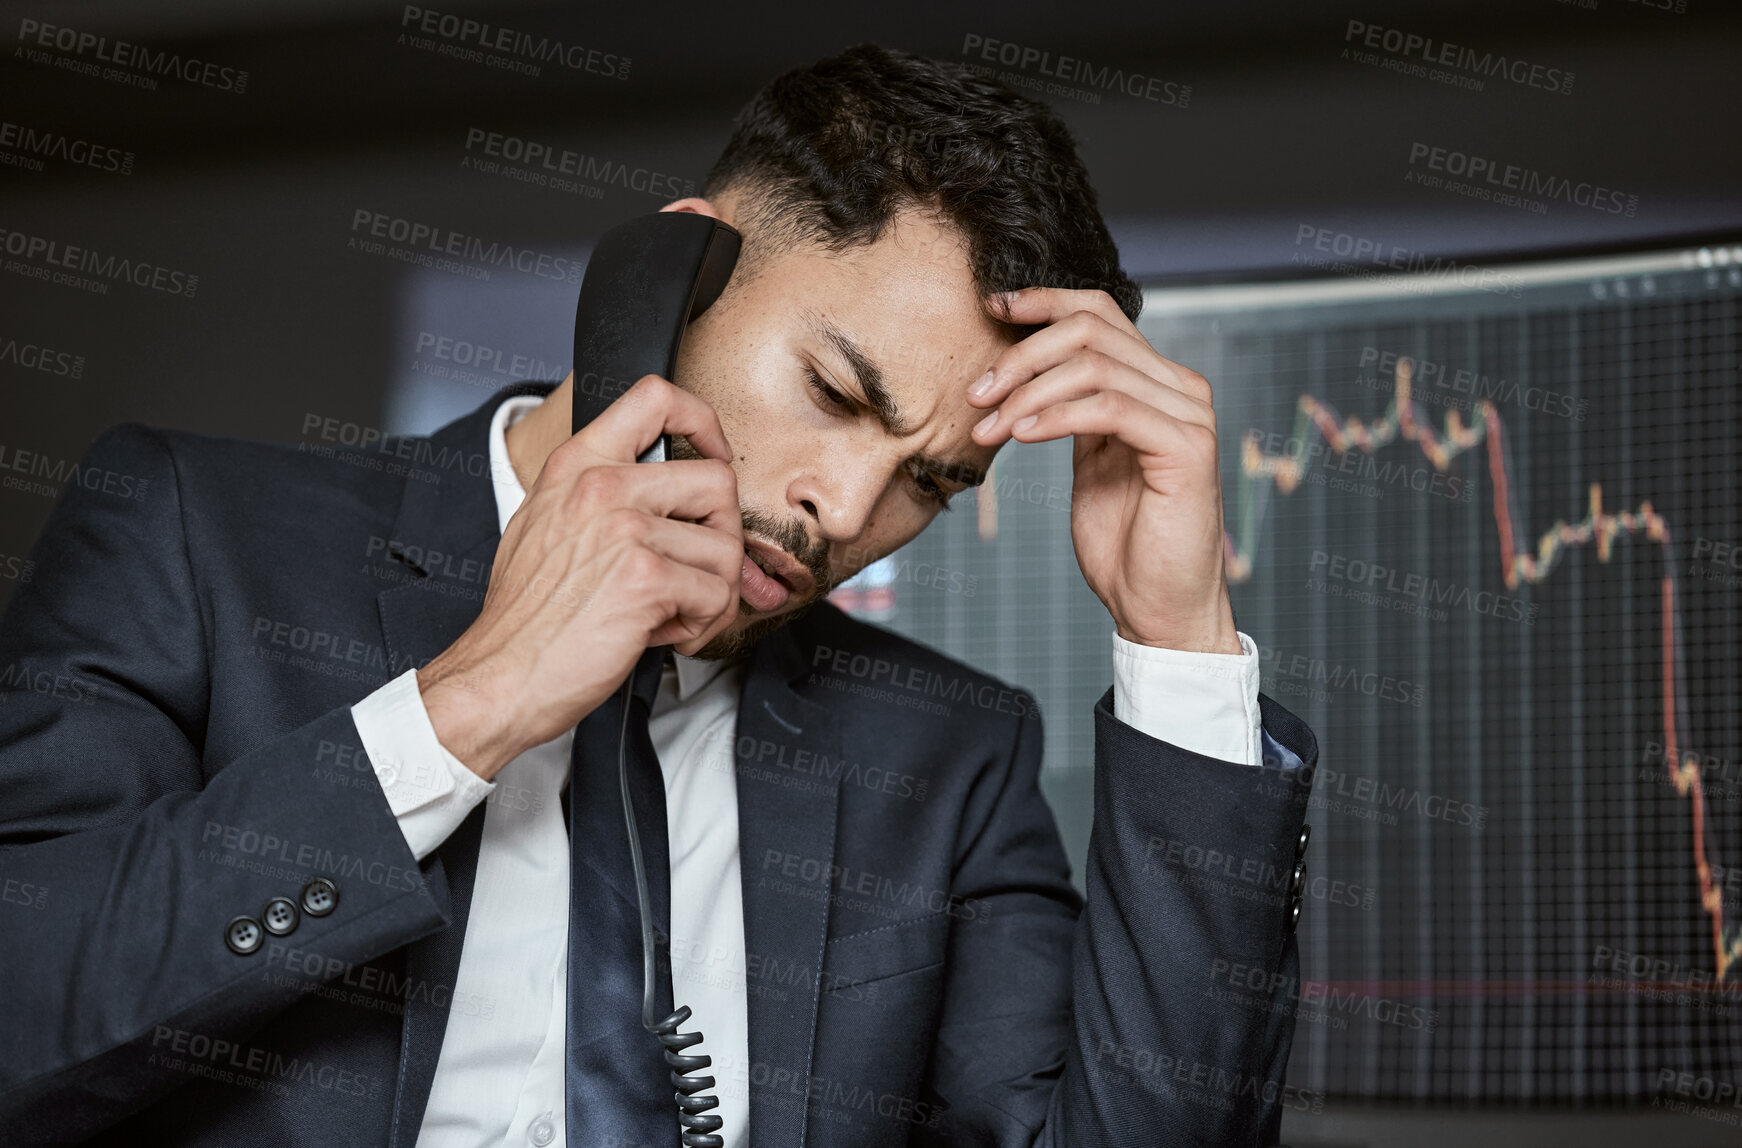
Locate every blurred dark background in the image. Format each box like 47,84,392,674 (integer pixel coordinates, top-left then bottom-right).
4,1,1741,1143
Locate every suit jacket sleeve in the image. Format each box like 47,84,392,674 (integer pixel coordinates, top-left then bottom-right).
914,686,1318,1147
0,425,450,1142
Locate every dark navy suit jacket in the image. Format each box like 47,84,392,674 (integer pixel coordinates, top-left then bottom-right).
0,384,1318,1146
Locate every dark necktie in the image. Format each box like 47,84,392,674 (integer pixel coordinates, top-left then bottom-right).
566,646,677,1148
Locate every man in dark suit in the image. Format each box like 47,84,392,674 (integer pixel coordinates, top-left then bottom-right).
0,44,1316,1147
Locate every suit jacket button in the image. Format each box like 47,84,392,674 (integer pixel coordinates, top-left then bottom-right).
262,896,300,936
1290,861,1306,898
301,878,338,917
1296,824,1312,860
226,916,264,955
1287,896,1303,934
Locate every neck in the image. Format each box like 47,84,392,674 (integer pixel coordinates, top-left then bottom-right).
504,374,577,492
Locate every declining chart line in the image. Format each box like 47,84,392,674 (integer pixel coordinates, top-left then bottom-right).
1227,357,1739,981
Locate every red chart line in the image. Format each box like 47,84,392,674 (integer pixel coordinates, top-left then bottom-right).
1306,980,1742,998
1228,358,1738,980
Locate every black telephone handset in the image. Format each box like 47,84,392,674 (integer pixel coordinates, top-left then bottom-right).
571,210,742,458
570,211,740,1148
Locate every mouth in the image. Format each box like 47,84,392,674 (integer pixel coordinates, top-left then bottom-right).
738,536,815,614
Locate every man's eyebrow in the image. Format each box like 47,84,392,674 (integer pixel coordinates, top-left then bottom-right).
807,309,919,438
804,308,984,486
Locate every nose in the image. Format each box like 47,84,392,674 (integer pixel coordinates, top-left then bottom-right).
788,451,888,543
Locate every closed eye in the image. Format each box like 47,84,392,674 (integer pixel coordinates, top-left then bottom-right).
808,365,954,511
908,464,954,511
805,365,854,413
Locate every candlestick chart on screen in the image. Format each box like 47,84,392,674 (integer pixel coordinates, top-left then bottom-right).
1229,356,1740,984
1198,285,1742,1100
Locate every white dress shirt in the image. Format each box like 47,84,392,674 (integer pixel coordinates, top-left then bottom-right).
350,394,1268,1148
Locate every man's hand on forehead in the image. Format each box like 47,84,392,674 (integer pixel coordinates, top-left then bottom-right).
963,286,1239,655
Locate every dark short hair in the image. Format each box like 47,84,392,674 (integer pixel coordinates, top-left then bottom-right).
701,43,1142,325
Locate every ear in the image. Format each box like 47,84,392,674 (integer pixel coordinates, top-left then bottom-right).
659,197,724,220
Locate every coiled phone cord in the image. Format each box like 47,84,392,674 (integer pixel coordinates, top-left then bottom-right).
615,672,726,1148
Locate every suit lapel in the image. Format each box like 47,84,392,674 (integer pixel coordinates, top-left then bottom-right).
376,382,552,1148
735,622,844,1148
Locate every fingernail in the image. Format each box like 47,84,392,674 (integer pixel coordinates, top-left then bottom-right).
1011,415,1038,435
968,371,996,398
974,411,998,437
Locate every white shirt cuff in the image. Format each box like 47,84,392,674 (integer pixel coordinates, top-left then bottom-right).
1110,630,1263,766
350,667,494,862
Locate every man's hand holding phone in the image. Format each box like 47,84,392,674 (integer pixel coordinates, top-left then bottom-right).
418,375,743,781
